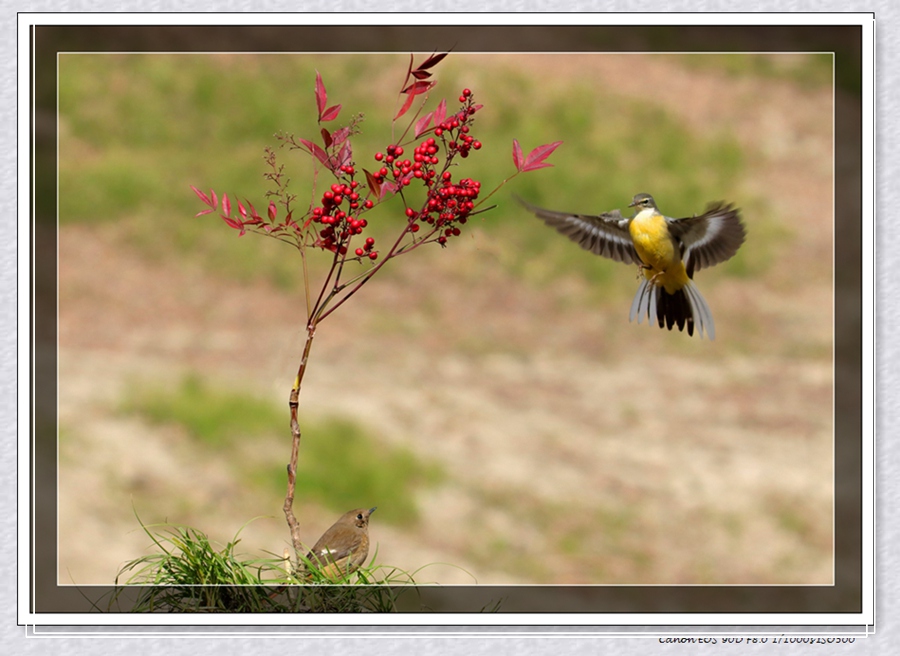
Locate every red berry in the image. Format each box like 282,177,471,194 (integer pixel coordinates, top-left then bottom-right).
368,251,378,260
375,152,383,161
394,146,403,156
355,248,364,257
365,237,375,246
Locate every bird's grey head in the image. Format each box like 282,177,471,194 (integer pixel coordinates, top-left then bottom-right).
628,193,657,211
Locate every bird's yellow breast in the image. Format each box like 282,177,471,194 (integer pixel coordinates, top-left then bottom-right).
629,208,690,293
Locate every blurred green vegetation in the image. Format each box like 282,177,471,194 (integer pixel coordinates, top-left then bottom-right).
57,52,795,298
280,417,445,527
121,373,443,525
681,53,834,89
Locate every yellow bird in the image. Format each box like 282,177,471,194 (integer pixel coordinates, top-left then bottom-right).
519,193,746,339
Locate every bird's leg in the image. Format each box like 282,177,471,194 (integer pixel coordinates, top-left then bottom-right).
636,263,665,287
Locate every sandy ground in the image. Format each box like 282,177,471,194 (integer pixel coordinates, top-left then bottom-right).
56,54,837,588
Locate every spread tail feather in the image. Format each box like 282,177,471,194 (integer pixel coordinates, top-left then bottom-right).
629,279,715,340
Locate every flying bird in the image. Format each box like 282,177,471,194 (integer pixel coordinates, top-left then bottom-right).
519,193,746,339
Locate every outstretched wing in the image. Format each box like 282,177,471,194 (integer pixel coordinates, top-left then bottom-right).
517,197,639,265
667,202,746,277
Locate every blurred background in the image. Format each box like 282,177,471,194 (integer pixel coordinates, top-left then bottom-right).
54,50,838,587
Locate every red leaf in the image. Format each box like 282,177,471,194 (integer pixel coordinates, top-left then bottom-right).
414,111,433,138
315,70,327,118
321,127,332,149
298,137,330,166
268,202,277,222
519,140,564,172
221,215,243,231
417,52,449,71
363,168,382,199
245,199,260,220
190,185,215,208
237,199,247,220
330,126,351,147
512,139,524,171
194,208,215,217
379,179,398,200
221,192,231,217
320,104,342,122
401,53,414,91
328,141,352,172
411,69,432,80
401,80,435,96
394,92,417,121
434,99,447,126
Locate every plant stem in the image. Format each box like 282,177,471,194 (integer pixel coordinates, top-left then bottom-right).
283,322,318,559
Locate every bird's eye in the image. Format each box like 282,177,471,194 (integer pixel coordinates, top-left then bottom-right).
357,513,363,520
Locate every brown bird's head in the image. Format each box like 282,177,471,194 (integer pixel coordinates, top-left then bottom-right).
339,507,376,529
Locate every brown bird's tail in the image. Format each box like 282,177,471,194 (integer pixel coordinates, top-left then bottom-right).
629,278,715,340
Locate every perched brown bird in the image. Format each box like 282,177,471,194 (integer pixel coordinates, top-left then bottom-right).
303,507,376,578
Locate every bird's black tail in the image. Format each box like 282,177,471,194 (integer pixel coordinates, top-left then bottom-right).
629,279,715,339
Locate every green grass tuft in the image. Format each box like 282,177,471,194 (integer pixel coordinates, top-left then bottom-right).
108,513,430,613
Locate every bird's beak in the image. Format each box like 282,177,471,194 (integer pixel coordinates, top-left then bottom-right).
368,506,377,514
628,199,638,207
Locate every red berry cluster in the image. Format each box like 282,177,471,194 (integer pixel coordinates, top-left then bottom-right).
368,89,484,248
419,174,481,245
308,164,378,259
372,144,414,188
435,88,482,159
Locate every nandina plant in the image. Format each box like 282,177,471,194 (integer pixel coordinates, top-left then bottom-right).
191,54,561,575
